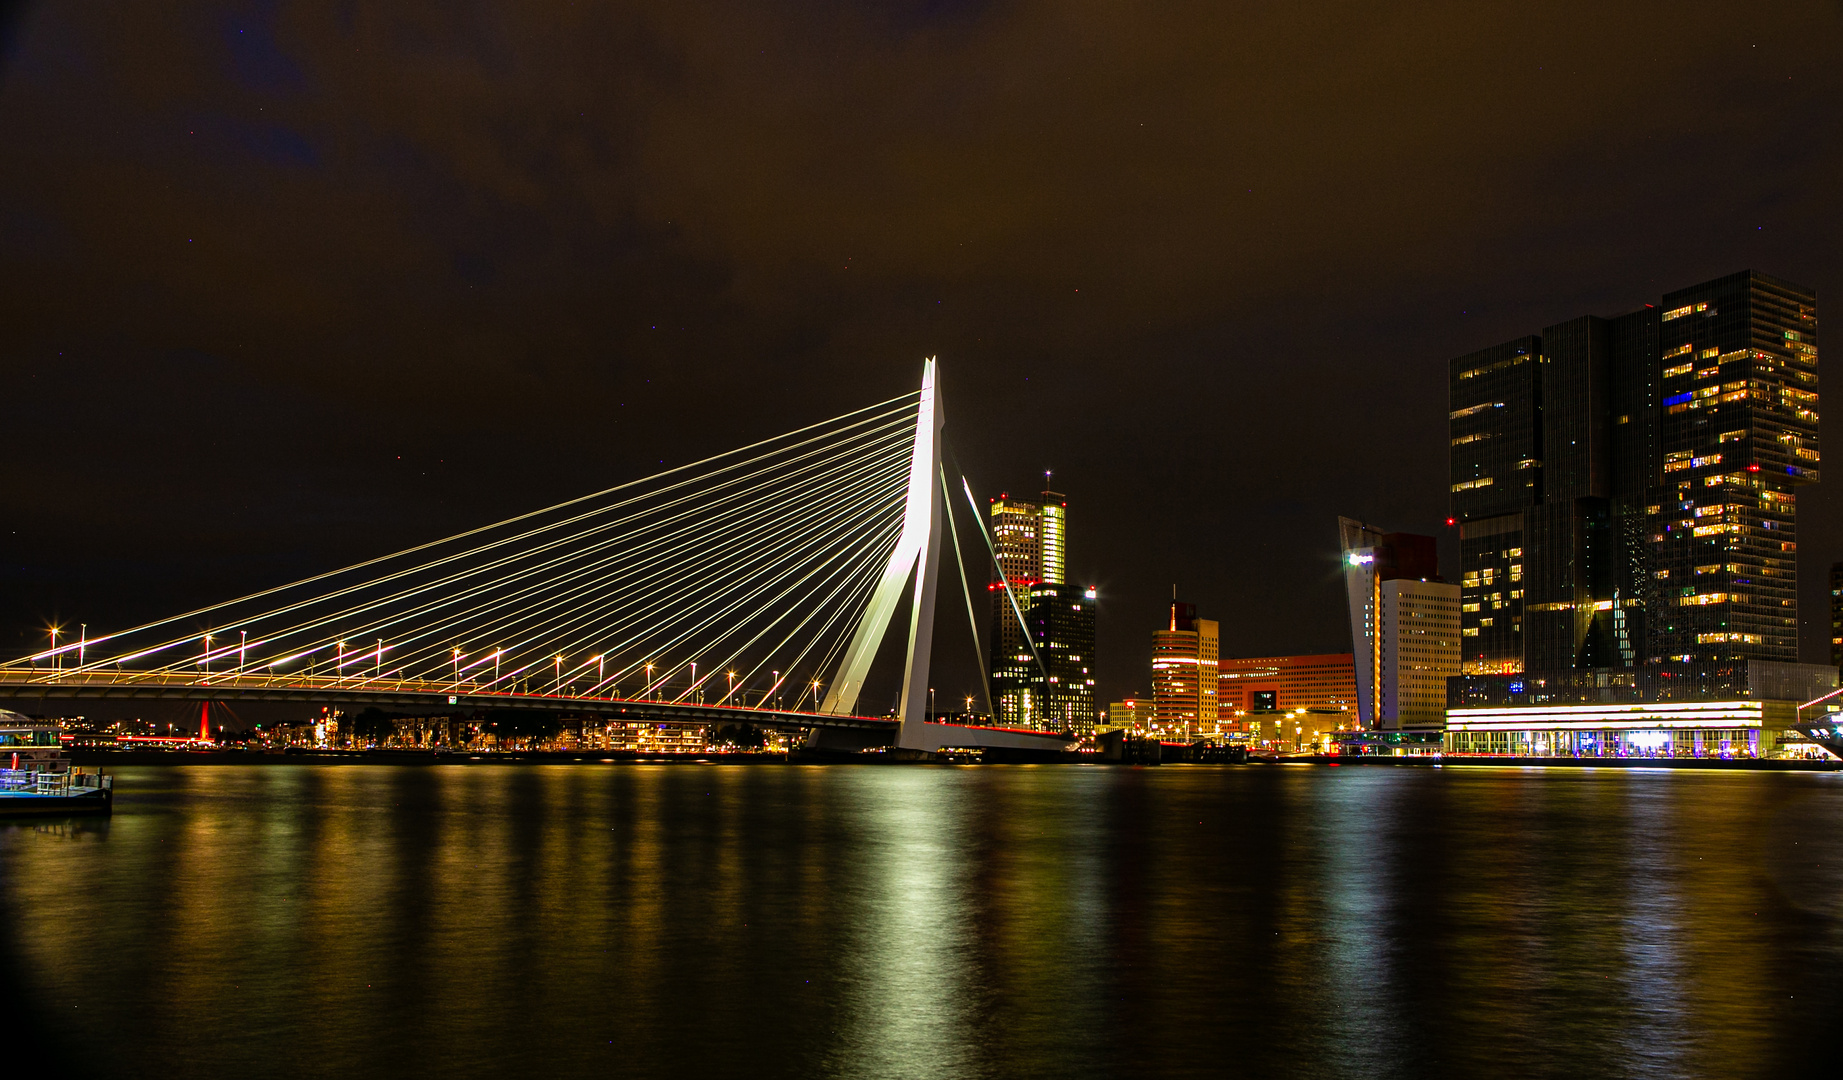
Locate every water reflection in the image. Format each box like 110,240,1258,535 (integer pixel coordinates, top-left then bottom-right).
2,765,1839,1078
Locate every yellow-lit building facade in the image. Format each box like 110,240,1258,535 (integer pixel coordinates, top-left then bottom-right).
1151,599,1218,737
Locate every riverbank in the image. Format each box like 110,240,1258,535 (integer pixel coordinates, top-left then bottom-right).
70,747,785,766
1319,754,1841,771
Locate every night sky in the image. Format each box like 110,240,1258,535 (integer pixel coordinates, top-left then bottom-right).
3,2,1841,718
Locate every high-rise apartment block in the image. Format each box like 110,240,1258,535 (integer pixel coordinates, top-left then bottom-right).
1445,271,1837,756
988,487,1091,730
1151,598,1218,737
1339,520,1461,730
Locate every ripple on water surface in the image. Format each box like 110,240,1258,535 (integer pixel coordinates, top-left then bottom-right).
2,764,1840,1079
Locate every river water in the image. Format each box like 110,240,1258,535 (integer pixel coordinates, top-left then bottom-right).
2,764,1839,1079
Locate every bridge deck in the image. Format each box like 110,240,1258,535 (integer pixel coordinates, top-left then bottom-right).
0,668,893,731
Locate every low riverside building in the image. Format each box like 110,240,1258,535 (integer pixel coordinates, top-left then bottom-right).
1244,708,1346,753
1104,697,1152,733
1444,660,1838,758
600,721,711,753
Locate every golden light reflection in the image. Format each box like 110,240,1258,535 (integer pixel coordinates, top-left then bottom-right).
1,766,1839,1076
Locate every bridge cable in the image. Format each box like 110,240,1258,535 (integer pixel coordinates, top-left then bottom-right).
939,464,994,720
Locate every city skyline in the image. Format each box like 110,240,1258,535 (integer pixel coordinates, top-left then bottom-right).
3,4,1840,718
3,8,1839,1077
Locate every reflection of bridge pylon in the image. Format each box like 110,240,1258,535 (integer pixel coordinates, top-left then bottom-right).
3,360,1068,757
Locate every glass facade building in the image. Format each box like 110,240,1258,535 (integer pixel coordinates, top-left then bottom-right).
1010,583,1097,736
989,488,1086,728
1446,271,1827,755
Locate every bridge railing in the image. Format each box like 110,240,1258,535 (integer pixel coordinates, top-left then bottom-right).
0,667,832,716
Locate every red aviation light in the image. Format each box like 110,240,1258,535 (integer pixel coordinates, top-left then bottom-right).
1748,464,1760,472
1445,517,1456,527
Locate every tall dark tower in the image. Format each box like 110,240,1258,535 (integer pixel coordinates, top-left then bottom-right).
988,486,1076,727
1445,273,1833,760
1646,272,1818,665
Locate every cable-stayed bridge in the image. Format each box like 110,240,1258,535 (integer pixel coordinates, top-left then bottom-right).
2,360,1069,756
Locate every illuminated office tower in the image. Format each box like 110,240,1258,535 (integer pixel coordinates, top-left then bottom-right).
1444,271,1834,757
1151,598,1218,737
1450,272,1818,675
1648,274,1818,664
990,486,1072,726
1012,583,1098,735
1378,580,1462,727
1339,520,1459,730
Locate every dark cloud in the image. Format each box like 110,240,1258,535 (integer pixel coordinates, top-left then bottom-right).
3,1,1841,711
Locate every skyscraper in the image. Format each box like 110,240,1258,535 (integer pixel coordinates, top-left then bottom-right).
1445,271,1834,756
989,486,1079,727
1151,597,1218,737
1014,583,1098,735
1339,520,1461,730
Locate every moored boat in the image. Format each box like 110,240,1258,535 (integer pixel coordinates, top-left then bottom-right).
0,710,112,817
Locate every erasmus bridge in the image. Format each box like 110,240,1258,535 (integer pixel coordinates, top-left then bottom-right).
1,360,1068,756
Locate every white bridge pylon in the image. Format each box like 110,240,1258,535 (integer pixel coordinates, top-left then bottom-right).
821,359,1066,755
819,359,943,748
